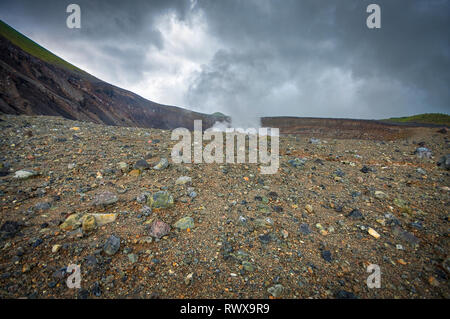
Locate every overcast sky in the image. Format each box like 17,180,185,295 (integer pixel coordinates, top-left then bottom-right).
0,0,448,126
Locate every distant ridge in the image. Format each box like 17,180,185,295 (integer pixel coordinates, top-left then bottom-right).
381,113,450,127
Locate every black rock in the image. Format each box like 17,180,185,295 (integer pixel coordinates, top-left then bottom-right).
347,209,363,219
314,158,324,165
360,166,369,173
78,289,89,299
84,255,98,268
32,238,43,247
134,159,149,170
321,250,333,262
437,155,450,170
91,282,102,297
103,235,121,256
52,268,67,280
0,221,22,239
351,191,361,198
258,234,271,244
335,290,358,299
272,206,283,213
1,272,11,279
268,192,278,200
0,164,9,176
410,222,423,230
334,169,345,177
387,218,401,227
16,247,24,257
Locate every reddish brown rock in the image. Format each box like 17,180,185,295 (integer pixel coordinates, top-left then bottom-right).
149,220,170,239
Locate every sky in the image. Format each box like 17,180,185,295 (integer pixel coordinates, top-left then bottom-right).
0,0,449,126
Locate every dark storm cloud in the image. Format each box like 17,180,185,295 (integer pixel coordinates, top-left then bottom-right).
0,0,189,41
0,0,448,122
186,0,449,122
0,0,191,83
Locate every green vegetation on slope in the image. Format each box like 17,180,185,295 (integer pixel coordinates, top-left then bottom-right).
383,113,450,126
0,19,86,74
211,112,227,117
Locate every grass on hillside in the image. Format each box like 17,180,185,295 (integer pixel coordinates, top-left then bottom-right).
0,19,86,74
383,113,450,126
211,112,227,117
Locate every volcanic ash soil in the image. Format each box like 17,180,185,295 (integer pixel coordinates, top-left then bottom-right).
0,114,449,299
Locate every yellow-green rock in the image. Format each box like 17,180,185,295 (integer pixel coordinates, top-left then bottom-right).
82,214,97,232
60,213,82,231
91,213,117,226
147,191,174,209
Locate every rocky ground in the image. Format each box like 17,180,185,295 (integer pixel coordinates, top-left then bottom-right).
0,114,449,299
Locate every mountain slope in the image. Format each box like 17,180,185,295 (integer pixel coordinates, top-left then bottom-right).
0,20,85,74
0,20,228,130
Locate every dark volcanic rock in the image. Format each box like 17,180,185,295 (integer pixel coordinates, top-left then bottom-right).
103,235,121,256
134,159,149,170
0,221,22,239
321,250,333,262
347,209,363,219
437,155,450,170
335,290,358,299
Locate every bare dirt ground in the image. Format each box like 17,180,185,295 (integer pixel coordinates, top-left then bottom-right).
0,114,448,299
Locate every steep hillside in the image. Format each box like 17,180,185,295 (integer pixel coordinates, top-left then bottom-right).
0,20,228,130
0,20,85,74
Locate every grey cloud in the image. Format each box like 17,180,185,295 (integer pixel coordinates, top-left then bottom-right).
187,0,449,121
